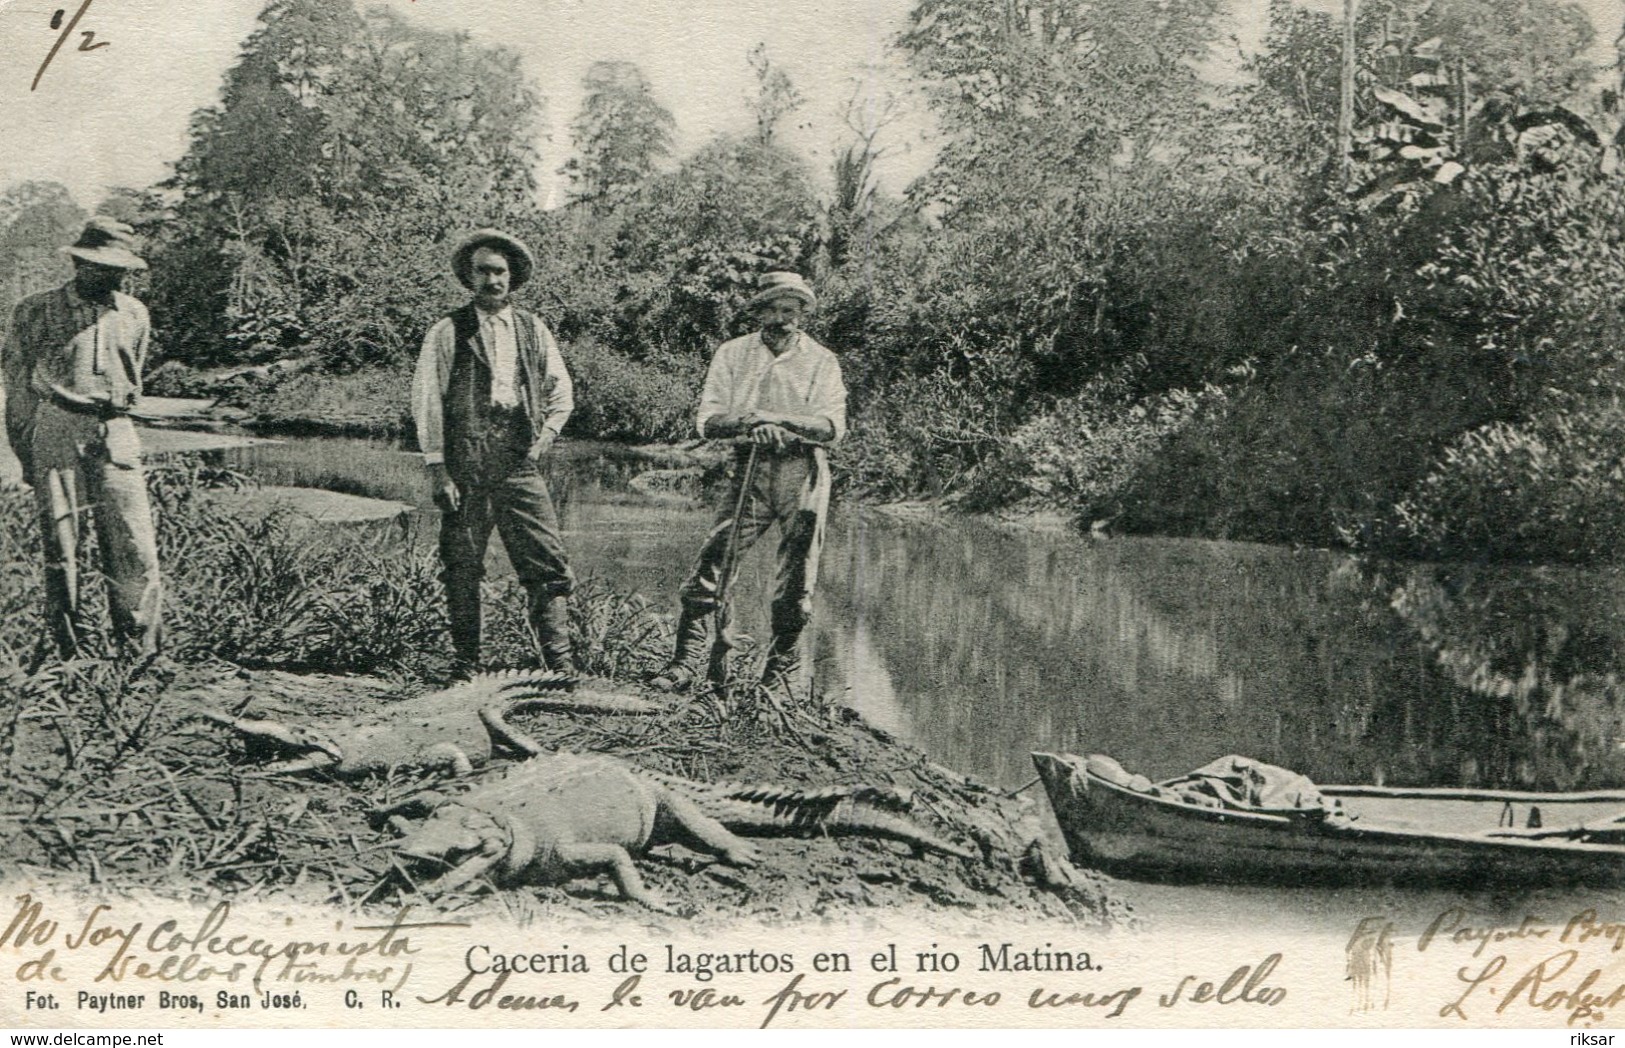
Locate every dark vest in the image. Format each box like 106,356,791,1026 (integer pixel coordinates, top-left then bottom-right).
443,304,555,476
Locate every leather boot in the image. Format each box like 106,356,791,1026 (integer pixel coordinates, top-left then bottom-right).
533,593,577,675
444,570,483,668
760,631,803,694
648,605,711,692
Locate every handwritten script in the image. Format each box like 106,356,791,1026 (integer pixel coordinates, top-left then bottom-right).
0,893,446,995
32,0,112,92
1374,905,1625,1026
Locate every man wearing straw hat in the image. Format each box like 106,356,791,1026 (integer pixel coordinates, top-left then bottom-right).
3,217,164,662
412,228,578,674
650,271,846,695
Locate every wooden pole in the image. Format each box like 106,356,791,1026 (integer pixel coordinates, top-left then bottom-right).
1457,55,1469,152
1339,0,1358,188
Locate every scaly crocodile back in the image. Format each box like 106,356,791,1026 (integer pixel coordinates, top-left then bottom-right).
352,672,656,723
441,752,660,850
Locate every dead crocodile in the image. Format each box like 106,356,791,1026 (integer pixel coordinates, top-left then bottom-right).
387,753,975,909
193,671,659,776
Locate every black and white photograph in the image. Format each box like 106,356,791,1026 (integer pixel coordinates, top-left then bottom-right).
3,0,1625,1033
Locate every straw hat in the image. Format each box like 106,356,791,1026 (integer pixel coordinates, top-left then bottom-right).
745,271,816,312
61,217,147,271
452,228,535,290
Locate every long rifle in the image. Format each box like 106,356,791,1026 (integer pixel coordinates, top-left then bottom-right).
707,443,760,686
44,469,80,659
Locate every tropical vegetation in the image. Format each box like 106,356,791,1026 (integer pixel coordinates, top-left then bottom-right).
4,0,1625,562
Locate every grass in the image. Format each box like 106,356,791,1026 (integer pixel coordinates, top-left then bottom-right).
243,366,412,439
213,438,431,505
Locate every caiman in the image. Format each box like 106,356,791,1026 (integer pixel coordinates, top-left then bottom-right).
387,753,977,910
193,671,659,776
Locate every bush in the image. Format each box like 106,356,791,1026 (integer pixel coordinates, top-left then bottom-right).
564,337,701,443
836,368,1015,503
1367,401,1625,563
1004,370,1232,521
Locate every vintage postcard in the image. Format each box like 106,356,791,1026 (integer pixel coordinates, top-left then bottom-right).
4,0,1625,1034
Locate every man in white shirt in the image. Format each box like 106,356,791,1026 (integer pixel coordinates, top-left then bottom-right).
5,218,164,664
651,272,847,694
411,229,576,673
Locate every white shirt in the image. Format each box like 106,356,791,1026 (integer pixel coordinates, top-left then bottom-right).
411,305,573,466
481,307,520,408
694,331,847,443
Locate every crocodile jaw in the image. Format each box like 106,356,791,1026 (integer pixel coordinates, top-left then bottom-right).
395,806,510,891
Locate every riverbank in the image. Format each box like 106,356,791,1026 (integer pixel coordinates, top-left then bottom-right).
0,467,1121,930
1,661,1119,928
124,375,1082,535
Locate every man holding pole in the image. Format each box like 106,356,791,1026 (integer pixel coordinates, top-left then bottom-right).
4,218,164,663
650,271,847,695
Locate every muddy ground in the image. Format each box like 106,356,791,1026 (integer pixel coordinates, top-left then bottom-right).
0,661,1127,931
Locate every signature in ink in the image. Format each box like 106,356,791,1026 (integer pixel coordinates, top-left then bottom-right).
32,0,111,93
1346,916,1394,1013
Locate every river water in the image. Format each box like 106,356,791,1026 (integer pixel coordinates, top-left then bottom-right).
217,436,1625,800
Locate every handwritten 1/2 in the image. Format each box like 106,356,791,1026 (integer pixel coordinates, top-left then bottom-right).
32,0,111,92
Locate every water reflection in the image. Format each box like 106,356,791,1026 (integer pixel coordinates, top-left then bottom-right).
818,516,1625,793
218,437,1625,796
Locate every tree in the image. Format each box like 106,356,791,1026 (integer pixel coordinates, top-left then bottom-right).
746,44,804,146
169,0,364,210
153,0,547,367
0,182,85,307
609,137,821,357
1233,0,1343,184
1367,0,1594,111
892,0,1227,395
562,61,675,207
1236,0,1596,192
823,82,910,271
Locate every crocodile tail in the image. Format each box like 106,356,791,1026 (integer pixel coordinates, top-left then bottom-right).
704,794,975,861
723,783,915,813
505,691,660,716
490,670,577,695
418,671,576,708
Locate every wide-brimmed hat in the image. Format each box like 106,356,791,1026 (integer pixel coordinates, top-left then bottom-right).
452,228,534,290
746,271,816,312
61,217,147,271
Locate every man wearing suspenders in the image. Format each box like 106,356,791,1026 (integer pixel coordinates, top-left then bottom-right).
411,229,577,674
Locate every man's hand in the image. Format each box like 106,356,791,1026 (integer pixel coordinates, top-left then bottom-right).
745,410,835,446
526,429,556,463
749,423,794,451
703,415,751,439
428,463,460,513
705,412,833,446
47,383,115,417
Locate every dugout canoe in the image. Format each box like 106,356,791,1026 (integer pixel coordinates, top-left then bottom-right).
1031,751,1625,887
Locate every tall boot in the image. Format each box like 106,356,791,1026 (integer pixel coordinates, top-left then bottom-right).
533,593,577,676
648,605,711,692
444,571,483,670
760,631,803,695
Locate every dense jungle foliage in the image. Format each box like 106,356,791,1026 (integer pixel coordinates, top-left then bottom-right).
6,0,1625,563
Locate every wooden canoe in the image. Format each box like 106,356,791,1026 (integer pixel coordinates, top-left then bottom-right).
1032,751,1625,887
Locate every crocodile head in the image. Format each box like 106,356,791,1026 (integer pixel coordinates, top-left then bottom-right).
394,805,511,891
194,707,344,766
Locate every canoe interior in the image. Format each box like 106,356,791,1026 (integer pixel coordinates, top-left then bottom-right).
1033,751,1625,889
